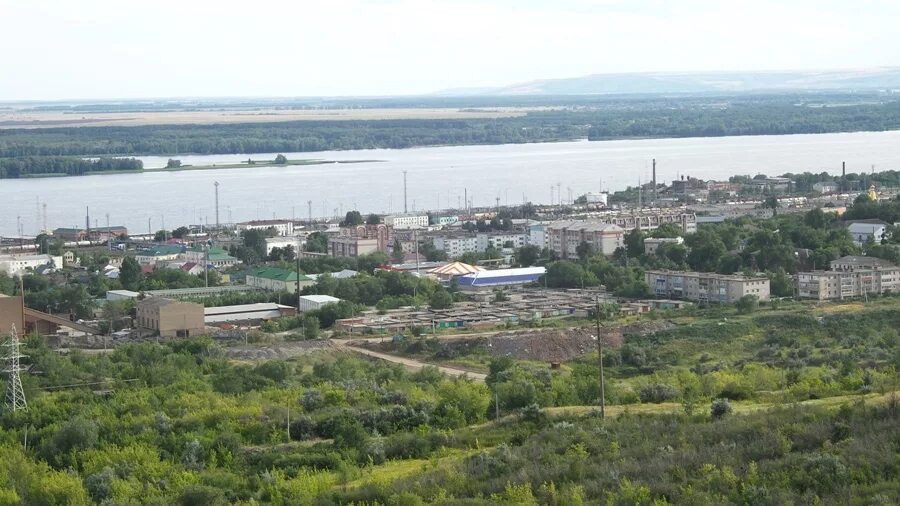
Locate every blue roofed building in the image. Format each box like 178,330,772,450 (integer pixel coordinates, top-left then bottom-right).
457,267,546,291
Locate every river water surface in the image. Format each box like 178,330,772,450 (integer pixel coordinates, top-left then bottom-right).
2,131,899,236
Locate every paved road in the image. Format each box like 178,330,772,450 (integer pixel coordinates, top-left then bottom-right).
335,340,487,381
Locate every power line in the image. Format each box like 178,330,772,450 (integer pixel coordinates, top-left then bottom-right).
3,324,27,412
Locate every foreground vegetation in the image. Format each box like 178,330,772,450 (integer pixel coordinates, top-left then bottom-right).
0,292,897,504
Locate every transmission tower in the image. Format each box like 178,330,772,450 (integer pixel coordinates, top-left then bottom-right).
3,324,27,412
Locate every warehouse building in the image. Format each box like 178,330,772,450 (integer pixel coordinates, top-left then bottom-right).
457,267,546,291
204,303,296,324
136,297,205,338
246,267,315,292
298,295,342,312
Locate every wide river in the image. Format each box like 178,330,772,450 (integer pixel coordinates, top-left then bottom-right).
2,131,899,237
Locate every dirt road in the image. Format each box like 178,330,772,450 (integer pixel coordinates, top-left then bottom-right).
335,340,487,381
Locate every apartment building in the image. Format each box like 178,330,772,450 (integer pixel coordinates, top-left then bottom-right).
645,270,770,303
797,255,900,300
384,214,429,229
545,221,625,258
235,219,294,237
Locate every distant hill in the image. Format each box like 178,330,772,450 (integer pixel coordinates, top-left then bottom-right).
439,67,900,96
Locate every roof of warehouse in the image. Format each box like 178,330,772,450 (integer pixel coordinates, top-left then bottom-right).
300,295,341,303
204,303,295,315
460,267,546,279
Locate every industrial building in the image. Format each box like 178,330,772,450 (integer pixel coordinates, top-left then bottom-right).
53,226,128,242
0,254,63,276
645,270,770,303
298,295,342,312
384,214,429,229
134,245,183,264
545,221,625,259
457,267,547,290
246,267,315,292
204,303,296,324
846,220,889,245
329,224,392,257
183,246,240,268
235,219,294,237
136,297,205,338
798,256,900,300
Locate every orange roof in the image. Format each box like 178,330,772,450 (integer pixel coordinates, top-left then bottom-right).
428,261,485,276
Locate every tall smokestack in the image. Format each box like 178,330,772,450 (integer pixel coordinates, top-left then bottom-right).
842,161,846,178
85,206,90,235
652,158,657,204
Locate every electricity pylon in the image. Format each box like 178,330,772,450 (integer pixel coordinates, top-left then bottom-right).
3,324,27,412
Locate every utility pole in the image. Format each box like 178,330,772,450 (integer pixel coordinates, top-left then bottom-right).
3,324,28,413
214,181,220,231
403,170,408,214
594,297,606,420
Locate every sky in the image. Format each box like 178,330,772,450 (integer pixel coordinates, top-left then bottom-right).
1,0,899,100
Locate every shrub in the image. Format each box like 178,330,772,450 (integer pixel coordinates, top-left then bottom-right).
710,398,733,419
639,383,680,403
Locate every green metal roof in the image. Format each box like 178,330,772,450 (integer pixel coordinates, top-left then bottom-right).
248,267,311,282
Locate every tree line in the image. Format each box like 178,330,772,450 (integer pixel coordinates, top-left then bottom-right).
0,156,142,178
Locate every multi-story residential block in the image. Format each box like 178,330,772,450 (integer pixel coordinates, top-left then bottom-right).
645,270,770,303
476,232,528,252
0,254,64,276
601,212,697,234
432,235,479,257
235,219,294,237
798,256,900,300
384,214,429,229
545,221,625,258
528,223,546,249
328,223,392,257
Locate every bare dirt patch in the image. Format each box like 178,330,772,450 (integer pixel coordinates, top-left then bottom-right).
222,340,335,360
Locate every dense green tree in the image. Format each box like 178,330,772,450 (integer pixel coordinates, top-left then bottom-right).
429,289,453,309
120,256,142,291
366,213,382,225
514,244,541,267
305,231,329,253
273,154,288,164
171,226,190,238
342,210,364,226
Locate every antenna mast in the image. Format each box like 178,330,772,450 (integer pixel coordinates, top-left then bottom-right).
3,324,28,413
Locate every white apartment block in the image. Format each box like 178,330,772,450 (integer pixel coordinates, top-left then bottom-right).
476,233,528,252
0,254,63,276
646,270,770,303
798,255,900,300
385,214,429,229
236,219,294,237
545,221,625,258
432,236,479,257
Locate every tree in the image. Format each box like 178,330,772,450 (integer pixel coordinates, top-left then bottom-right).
575,241,593,261
429,289,453,309
624,228,645,258
735,294,759,314
303,315,320,339
153,230,168,242
171,226,190,239
166,158,181,169
120,256,142,291
545,261,597,288
241,229,268,259
366,213,382,225
515,244,541,267
268,245,295,262
342,211,363,226
305,232,328,253
764,196,780,216
274,154,288,164
391,238,405,264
